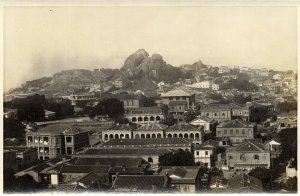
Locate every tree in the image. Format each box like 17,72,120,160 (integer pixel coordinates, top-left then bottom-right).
183,110,197,123
160,104,169,119
159,149,195,166
4,117,25,139
248,167,272,189
161,114,176,126
233,95,252,104
93,98,124,120
46,99,74,118
5,94,46,121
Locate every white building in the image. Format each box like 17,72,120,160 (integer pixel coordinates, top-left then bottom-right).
212,84,220,91
194,140,218,168
186,81,213,89
190,116,218,134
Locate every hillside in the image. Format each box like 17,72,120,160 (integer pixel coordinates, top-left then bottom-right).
9,49,204,96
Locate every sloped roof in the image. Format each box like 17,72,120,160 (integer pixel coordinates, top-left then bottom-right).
112,175,168,191
37,124,89,134
195,139,219,150
108,167,144,174
228,173,262,192
106,124,135,131
4,146,36,154
217,119,255,128
74,157,147,167
136,123,168,131
72,172,101,188
157,166,200,184
235,141,267,152
167,123,199,132
103,138,191,146
82,148,172,156
190,116,216,124
202,104,232,110
60,165,111,174
161,88,192,97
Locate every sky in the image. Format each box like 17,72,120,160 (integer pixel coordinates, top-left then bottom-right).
3,6,297,91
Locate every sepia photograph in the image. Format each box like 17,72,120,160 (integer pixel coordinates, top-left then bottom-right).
2,1,298,194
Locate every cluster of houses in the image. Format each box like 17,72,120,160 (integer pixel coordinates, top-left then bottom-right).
3,65,297,193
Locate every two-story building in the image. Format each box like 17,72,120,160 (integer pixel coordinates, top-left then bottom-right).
165,123,204,145
225,141,270,171
133,123,167,139
216,119,257,145
115,94,147,109
161,87,196,112
190,116,218,134
102,124,135,142
26,124,90,160
194,140,219,168
125,107,164,124
201,104,232,122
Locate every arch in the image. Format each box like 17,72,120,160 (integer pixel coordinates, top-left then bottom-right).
132,117,137,122
150,116,155,121
135,134,139,139
157,133,162,138
184,133,189,139
120,134,124,139
195,133,200,140
138,117,143,122
144,116,148,121
179,133,183,138
148,157,153,163
156,116,161,121
104,134,108,140
167,134,172,138
125,134,130,139
190,133,194,140
109,134,114,139
173,133,178,138
152,134,156,138
141,134,145,139
115,134,119,139
146,134,151,138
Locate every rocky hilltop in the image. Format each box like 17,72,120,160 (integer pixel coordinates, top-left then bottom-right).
10,49,206,96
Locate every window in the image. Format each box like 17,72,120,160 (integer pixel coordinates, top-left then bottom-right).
148,157,153,163
217,131,221,135
222,113,225,116
51,138,54,145
28,155,31,161
44,137,49,143
214,113,218,116
196,151,199,156
56,138,59,144
39,147,44,153
66,147,72,154
56,148,60,154
179,106,182,110
229,155,233,159
230,129,233,134
176,97,180,100
254,154,259,160
205,151,208,156
206,113,209,116
240,154,245,160
28,136,33,143
242,130,245,134
236,130,239,134
66,137,72,143
44,147,49,154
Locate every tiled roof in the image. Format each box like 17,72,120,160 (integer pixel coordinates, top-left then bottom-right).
112,175,168,191
126,107,162,115
114,93,144,100
217,119,255,128
37,124,89,134
167,123,199,132
4,146,36,154
228,173,262,192
60,165,110,174
190,116,216,123
158,166,200,184
102,138,191,146
202,104,232,110
136,123,168,132
234,141,267,152
195,139,219,150
82,148,172,156
161,88,192,97
74,157,147,167
209,176,228,186
108,166,144,174
106,124,135,131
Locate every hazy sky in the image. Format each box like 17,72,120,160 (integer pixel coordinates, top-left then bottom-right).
4,6,297,91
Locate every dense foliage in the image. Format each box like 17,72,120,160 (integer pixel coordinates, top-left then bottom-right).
92,98,125,120
248,167,272,189
277,101,297,113
3,117,25,139
45,99,74,118
159,149,195,166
